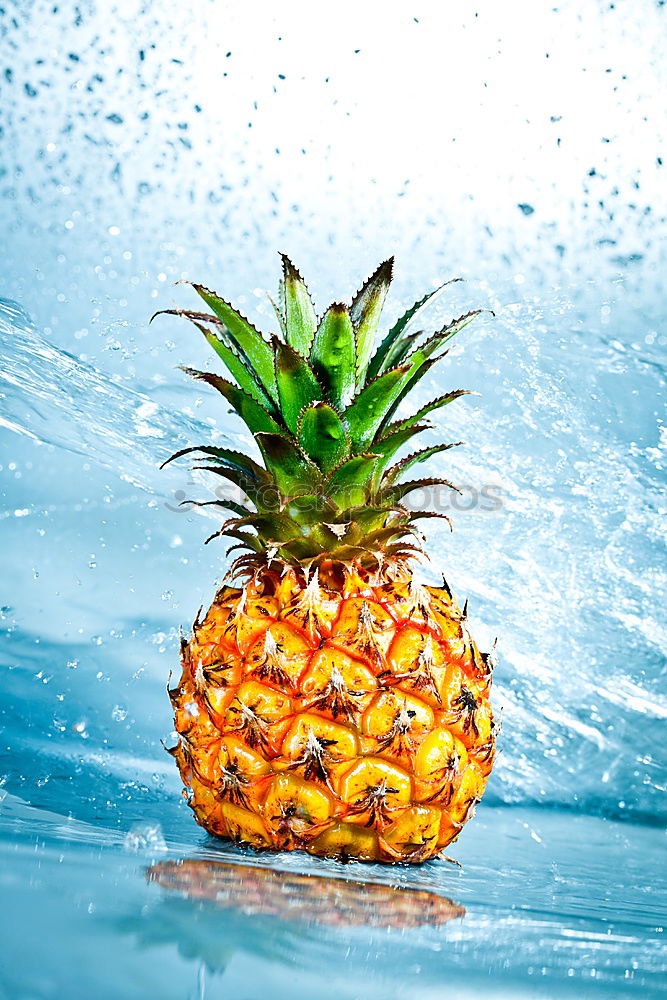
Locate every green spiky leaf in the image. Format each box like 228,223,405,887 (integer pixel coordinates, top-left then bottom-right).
377,311,484,432
369,423,432,483
284,492,338,526
350,258,393,384
366,277,462,381
267,292,287,337
383,442,462,485
162,445,268,482
343,505,397,533
379,328,425,375
204,330,275,410
280,529,342,559
309,303,357,410
343,366,410,450
255,432,322,497
236,512,302,544
182,368,283,436
371,422,431,461
305,522,350,551
160,259,487,566
186,497,254,518
281,254,318,356
387,390,471,435
191,464,277,510
404,310,484,366
361,524,418,549
152,309,276,411
379,476,460,505
192,284,278,401
298,402,350,472
377,354,443,433
211,527,263,551
325,454,378,508
273,339,322,434
202,327,277,411
407,510,453,530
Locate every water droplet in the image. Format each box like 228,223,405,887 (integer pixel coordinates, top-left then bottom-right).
124,822,167,854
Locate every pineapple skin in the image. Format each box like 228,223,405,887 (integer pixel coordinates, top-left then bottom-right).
169,565,495,863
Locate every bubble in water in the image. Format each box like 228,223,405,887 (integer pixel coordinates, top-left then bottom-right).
111,705,127,722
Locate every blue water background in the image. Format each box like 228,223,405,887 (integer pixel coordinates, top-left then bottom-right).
0,2,666,997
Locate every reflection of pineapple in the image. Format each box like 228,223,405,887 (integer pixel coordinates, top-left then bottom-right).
159,256,496,863
148,859,465,927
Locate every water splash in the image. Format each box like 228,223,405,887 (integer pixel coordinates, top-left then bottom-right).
0,297,229,494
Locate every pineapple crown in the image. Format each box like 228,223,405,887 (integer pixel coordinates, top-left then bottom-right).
155,254,485,575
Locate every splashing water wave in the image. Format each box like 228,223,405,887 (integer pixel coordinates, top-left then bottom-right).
0,297,229,493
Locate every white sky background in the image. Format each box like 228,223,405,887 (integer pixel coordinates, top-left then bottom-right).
178,1,664,218
1,0,665,346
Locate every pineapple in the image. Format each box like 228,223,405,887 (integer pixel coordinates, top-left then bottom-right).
158,255,496,863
